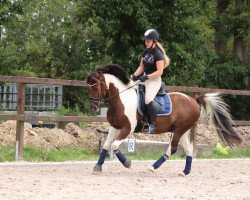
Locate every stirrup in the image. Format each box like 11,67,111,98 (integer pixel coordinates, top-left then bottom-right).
143,124,156,134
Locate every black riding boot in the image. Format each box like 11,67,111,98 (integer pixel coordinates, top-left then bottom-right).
144,101,157,134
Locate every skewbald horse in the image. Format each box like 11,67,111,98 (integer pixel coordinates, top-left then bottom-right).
86,64,242,175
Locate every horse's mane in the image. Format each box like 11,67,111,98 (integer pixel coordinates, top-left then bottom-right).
97,64,130,85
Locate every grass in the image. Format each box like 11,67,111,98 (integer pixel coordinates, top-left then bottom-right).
197,146,250,159
79,121,91,127
0,146,249,162
0,147,99,162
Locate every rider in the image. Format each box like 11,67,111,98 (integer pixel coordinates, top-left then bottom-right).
132,29,170,134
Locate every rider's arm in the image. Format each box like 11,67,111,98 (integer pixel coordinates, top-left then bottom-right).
147,60,164,79
133,59,144,77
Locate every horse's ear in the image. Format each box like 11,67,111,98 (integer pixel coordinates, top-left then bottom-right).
98,71,103,76
96,68,103,76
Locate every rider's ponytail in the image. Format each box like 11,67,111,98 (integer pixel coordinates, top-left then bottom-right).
156,42,170,68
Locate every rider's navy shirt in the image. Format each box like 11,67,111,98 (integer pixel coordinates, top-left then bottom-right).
142,47,164,74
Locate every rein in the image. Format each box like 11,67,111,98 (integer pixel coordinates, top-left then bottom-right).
105,80,141,101
87,80,141,105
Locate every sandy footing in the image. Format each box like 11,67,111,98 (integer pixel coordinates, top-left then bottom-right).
0,159,249,200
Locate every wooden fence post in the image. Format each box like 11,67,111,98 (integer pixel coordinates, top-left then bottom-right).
15,83,26,161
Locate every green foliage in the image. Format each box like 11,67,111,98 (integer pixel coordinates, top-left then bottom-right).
24,147,98,162
214,143,229,155
56,104,88,116
198,145,250,159
77,0,216,87
202,53,249,119
0,147,98,162
203,54,249,89
0,147,15,161
212,2,249,39
1,146,249,162
56,104,92,126
56,105,73,116
0,0,249,119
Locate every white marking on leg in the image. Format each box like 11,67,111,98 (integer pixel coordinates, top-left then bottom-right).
165,133,173,157
147,166,156,173
179,132,193,157
111,139,124,151
103,127,119,150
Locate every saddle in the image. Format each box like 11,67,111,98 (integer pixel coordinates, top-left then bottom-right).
137,82,172,117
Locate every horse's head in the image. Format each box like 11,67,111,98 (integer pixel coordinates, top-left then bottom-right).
86,70,107,112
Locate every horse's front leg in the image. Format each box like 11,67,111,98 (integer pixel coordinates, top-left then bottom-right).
111,127,131,168
93,127,119,173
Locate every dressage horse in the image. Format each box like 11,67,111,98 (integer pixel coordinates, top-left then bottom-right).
86,64,242,175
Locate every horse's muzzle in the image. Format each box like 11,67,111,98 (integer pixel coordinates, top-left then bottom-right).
91,106,100,113
89,100,101,113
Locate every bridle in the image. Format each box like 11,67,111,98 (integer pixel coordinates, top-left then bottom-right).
87,81,106,108
87,75,140,108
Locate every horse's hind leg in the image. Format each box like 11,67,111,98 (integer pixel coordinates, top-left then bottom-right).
148,127,190,173
147,133,174,172
93,127,119,172
179,132,193,176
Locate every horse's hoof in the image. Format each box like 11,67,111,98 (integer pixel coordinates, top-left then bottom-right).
178,171,190,177
178,172,186,177
123,158,131,168
93,164,102,173
147,166,155,173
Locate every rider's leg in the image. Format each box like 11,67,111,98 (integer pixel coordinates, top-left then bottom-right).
144,77,161,134
145,101,158,134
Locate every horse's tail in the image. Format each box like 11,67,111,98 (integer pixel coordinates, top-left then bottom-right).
196,93,242,147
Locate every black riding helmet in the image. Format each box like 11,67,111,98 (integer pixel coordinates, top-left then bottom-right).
143,29,159,41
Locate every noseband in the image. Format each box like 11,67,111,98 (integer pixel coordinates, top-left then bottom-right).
87,82,105,107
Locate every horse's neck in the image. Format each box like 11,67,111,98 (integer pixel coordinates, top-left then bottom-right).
104,74,128,92
104,73,137,112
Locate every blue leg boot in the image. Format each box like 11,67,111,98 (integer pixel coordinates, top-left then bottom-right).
183,156,192,175
149,154,169,171
114,149,131,168
93,149,108,172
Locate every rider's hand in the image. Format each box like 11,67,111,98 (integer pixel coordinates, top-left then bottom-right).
131,75,138,81
139,75,148,82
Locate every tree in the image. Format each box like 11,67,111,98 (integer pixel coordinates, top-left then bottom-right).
232,0,249,61
214,0,229,54
0,0,23,75
77,0,215,86
0,0,249,119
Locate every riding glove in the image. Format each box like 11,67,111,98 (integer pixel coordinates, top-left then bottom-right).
139,75,148,82
131,75,138,81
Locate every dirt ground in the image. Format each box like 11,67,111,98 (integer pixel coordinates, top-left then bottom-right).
0,121,250,151
0,121,250,199
0,159,249,200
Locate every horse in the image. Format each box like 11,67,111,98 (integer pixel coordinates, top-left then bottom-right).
86,64,242,175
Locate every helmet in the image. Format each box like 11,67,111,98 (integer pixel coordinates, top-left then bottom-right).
143,29,159,41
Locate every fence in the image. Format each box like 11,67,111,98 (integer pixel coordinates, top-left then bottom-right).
0,75,249,160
